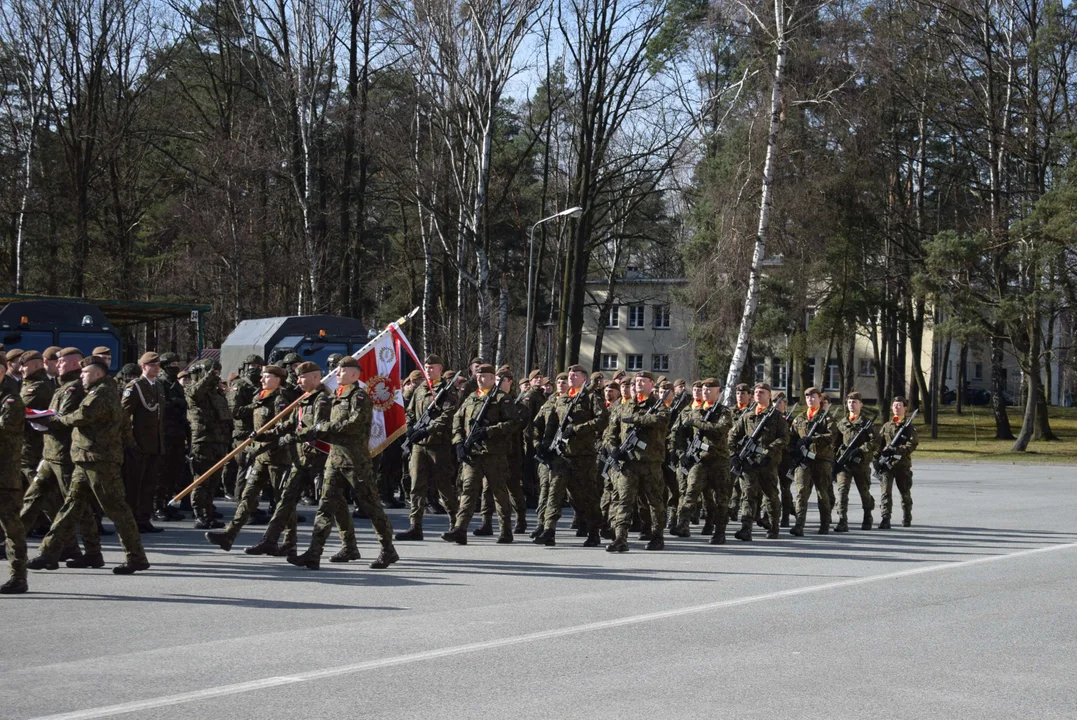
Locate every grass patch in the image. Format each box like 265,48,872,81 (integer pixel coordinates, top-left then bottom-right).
913,405,1077,464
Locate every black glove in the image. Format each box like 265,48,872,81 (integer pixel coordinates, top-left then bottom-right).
277,434,294,447
455,443,467,464
621,414,637,425
428,404,442,419
471,425,488,443
756,454,771,469
562,425,576,439
409,427,430,445
680,454,693,470
608,446,626,463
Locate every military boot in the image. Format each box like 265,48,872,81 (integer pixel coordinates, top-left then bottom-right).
583,529,601,547
496,530,514,544
538,527,556,547
369,544,400,568
671,517,691,537
514,516,527,534
330,547,362,563
645,533,665,551
734,517,753,542
66,553,105,569
903,511,912,527
395,525,424,541
113,558,150,575
766,513,780,539
59,546,83,562
473,518,493,536
287,550,320,570
861,510,873,531
275,541,297,557
600,525,614,540
780,512,791,528
205,531,233,551
701,519,714,535
638,528,653,541
441,527,468,545
605,532,629,553
0,577,28,594
817,512,831,535
245,537,280,555
26,555,58,571
879,516,892,530
710,524,726,545
834,517,849,533
530,525,543,539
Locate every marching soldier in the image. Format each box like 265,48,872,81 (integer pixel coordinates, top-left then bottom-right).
288,356,399,570
443,364,516,545
121,352,165,533
154,352,188,521
728,382,753,520
878,396,919,529
674,378,733,544
774,392,796,527
599,376,635,537
206,365,298,552
530,372,565,537
225,354,263,502
789,386,836,536
474,367,527,536
397,355,460,541
834,392,878,532
43,347,62,386
729,382,788,541
186,360,232,529
0,355,28,593
601,371,670,552
534,364,606,547
29,356,150,574
18,351,54,491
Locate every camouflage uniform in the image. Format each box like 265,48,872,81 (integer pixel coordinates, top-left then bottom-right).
481,392,527,532
729,407,789,539
878,417,918,525
0,382,27,586
225,371,261,499
675,401,733,540
602,394,670,549
154,364,189,515
537,387,606,543
38,374,147,565
728,404,753,519
790,409,837,533
450,389,516,537
20,367,54,489
121,375,165,525
404,378,460,531
530,391,557,533
186,367,232,524
833,415,879,530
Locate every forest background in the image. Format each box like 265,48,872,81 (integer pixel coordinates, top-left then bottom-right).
1,0,1075,451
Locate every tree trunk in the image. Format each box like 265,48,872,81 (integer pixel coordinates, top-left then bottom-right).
990,336,1014,439
956,343,968,415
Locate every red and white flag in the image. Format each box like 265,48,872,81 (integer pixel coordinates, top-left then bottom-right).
325,311,424,457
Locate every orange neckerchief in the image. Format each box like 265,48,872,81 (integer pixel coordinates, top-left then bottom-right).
605,401,611,408
849,414,859,422
337,385,349,397
620,397,629,405
737,403,747,411
806,407,818,420
703,401,713,409
259,388,276,400
568,387,579,397
636,394,649,403
476,387,490,397
755,404,768,415
692,400,703,409
893,415,903,423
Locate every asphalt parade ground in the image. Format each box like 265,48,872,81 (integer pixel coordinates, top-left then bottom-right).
2,462,1076,720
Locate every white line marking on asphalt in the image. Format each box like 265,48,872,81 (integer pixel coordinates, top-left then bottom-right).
29,540,1077,720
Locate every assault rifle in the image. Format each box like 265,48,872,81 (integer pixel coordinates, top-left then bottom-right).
873,409,919,474
668,390,692,420
834,414,877,473
401,380,454,455
731,403,780,478
456,376,505,465
783,402,799,422
679,401,725,475
786,409,830,480
601,389,672,480
538,386,588,465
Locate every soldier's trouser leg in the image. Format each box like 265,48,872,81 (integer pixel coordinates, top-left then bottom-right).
663,465,680,517
892,468,913,515
123,448,161,526
543,461,570,529
479,478,494,523
730,478,742,517
0,488,27,581
347,463,393,544
629,463,667,536
506,450,526,523
44,463,146,563
794,461,833,526
224,463,273,541
264,464,305,545
309,467,351,557
535,463,551,530
191,446,225,521
610,469,639,541
712,466,733,535
454,456,510,533
879,470,913,518
746,467,781,527
409,445,457,527
20,460,64,530
155,449,186,511
562,456,602,530
678,462,721,525
780,473,795,519
270,465,297,546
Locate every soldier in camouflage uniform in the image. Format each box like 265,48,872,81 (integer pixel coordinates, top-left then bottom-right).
0,356,28,593
877,396,918,529
728,383,753,521
475,367,527,535
18,351,54,492
601,371,670,552
598,378,633,538
530,373,564,537
224,354,263,501
186,360,232,529
29,357,149,574
154,352,189,521
206,365,298,552
674,378,733,543
19,348,89,561
397,355,459,541
534,364,606,547
442,364,516,545
729,383,788,542
833,392,878,532
289,356,399,570
789,387,836,536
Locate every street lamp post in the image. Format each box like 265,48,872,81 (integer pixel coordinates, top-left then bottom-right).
525,206,583,374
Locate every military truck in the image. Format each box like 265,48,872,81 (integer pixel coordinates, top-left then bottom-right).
219,315,371,376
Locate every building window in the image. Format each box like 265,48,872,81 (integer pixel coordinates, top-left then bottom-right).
974,362,983,380
804,358,816,386
600,354,618,370
824,361,839,391
771,360,788,389
754,362,766,383
653,305,670,329
859,358,874,377
628,305,645,329
626,354,644,371
605,305,619,328
652,354,669,372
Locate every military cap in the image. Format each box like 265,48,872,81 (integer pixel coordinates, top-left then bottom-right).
691,379,703,388
406,369,424,384
846,391,862,401
244,354,266,365
566,364,586,374
424,354,444,366
655,375,667,385
326,353,344,368
119,362,140,378
673,378,686,388
442,370,457,381
20,350,43,363
590,371,605,382
475,363,495,374
555,372,568,381
774,391,787,402
5,349,24,362
701,377,721,388
734,383,750,392
43,347,62,361
754,382,773,392
138,352,160,365
58,347,83,358
659,380,673,390
527,369,543,381
496,364,513,379
262,365,287,379
820,394,833,404
295,361,321,376
282,353,301,365
92,346,112,356
636,371,656,382
607,381,620,391
804,386,821,396
469,356,485,366
337,356,360,369
612,370,627,381
80,356,109,370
